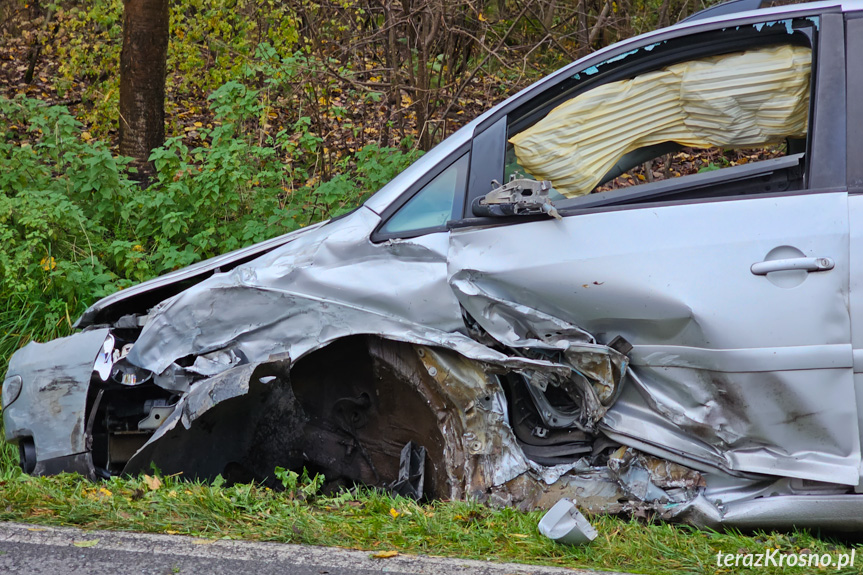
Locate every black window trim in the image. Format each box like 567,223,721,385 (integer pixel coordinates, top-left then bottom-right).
847,14,863,192
552,153,805,212
807,11,845,190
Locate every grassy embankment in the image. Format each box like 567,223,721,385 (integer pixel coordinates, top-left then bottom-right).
1,438,861,575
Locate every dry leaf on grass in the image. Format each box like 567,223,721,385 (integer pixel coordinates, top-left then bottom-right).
143,475,162,491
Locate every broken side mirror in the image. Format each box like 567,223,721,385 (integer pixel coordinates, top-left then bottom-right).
472,173,562,219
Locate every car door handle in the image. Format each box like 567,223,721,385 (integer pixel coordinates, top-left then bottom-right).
750,257,834,275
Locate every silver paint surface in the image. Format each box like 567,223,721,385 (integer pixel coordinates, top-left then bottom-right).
3,329,109,461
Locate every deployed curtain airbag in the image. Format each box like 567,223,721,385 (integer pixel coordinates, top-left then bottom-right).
510,45,811,197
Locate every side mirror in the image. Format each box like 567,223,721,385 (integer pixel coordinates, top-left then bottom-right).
472,174,561,219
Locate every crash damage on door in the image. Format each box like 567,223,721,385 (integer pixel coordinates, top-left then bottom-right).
4,205,862,532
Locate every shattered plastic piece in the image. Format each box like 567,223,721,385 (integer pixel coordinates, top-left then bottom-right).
390,441,426,500
538,499,598,545
94,335,114,381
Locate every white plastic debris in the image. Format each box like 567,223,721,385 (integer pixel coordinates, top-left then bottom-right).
538,498,598,545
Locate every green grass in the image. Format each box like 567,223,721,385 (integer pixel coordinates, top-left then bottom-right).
0,436,18,482
0,442,859,575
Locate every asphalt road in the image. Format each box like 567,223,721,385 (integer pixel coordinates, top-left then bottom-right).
0,522,627,575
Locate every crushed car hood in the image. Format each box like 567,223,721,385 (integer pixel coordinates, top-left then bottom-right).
74,221,329,328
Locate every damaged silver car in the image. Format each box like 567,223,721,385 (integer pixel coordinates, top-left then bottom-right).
5,0,863,531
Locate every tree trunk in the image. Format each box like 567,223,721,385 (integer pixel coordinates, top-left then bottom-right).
119,0,169,182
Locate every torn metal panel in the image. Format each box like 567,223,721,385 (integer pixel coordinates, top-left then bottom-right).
607,446,705,503
123,355,295,479
405,343,532,495
124,208,469,376
448,189,859,485
387,342,676,515
2,328,108,471
451,273,629,430
604,367,861,485
669,493,863,531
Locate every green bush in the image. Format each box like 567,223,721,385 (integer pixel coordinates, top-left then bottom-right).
0,97,134,341
0,87,421,366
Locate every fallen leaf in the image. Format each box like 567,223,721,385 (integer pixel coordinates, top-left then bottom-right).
27,528,47,532
192,539,215,545
510,533,529,538
73,539,99,548
371,550,398,559
143,475,162,491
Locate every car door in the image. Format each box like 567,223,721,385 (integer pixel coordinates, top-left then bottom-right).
448,13,860,486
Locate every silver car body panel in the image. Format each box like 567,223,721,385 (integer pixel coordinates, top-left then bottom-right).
3,329,109,467
125,208,470,372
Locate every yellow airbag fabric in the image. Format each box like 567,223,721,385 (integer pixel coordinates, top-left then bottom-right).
509,45,811,197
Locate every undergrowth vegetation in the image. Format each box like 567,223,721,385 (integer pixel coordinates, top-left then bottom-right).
0,88,419,354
